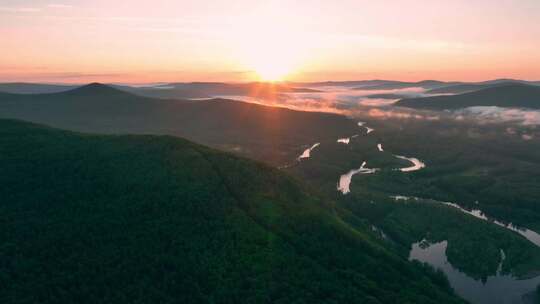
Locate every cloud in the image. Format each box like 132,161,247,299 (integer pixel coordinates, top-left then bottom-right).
364,108,440,121
0,3,72,14
359,98,399,107
56,73,129,79
329,34,475,53
209,86,540,129
213,86,449,122
0,7,40,13
48,4,73,9
216,95,346,114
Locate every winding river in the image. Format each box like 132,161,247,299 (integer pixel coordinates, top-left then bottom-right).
335,122,425,194
391,196,540,248
338,134,359,144
298,143,320,160
358,121,374,134
394,155,426,172
297,119,539,303
442,202,540,247
337,161,379,194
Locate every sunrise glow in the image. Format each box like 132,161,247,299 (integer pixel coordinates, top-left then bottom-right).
1,0,540,83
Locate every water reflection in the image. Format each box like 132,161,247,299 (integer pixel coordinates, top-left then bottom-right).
410,240,540,304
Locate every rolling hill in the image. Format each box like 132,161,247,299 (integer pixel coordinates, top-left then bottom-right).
426,80,540,94
353,80,453,91
0,83,357,165
0,82,78,94
287,79,454,90
0,82,319,99
397,84,540,109
0,119,465,304
114,82,321,99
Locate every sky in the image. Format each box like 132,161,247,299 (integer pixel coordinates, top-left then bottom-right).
1,0,540,83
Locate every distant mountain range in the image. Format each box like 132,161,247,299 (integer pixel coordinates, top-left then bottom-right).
286,80,455,90
115,82,321,99
0,82,78,94
351,79,540,92
364,93,420,99
353,80,454,91
0,82,320,99
0,83,356,165
426,80,540,94
397,84,540,109
2,79,540,98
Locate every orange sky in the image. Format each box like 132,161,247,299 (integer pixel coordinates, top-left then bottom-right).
1,0,540,83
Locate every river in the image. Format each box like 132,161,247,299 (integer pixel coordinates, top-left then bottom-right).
410,240,540,304
337,161,379,194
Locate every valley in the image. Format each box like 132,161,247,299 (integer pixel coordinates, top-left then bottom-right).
4,2,540,303
1,81,540,303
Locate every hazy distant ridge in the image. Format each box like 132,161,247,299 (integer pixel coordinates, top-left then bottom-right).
397,83,540,109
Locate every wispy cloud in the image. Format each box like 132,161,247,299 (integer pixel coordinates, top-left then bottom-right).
366,108,440,121
0,3,72,14
329,33,476,53
359,98,400,107
0,7,41,13
48,4,73,9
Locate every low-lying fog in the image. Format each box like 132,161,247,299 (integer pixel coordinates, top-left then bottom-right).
213,86,540,130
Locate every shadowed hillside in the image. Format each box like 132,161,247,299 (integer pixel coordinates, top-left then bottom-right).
114,82,320,99
0,82,318,99
0,83,357,165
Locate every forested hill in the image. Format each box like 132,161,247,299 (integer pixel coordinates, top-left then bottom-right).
0,119,465,304
0,83,358,165
397,83,540,109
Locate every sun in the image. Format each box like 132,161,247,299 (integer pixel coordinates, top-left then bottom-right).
253,61,291,82
242,45,301,82
227,8,309,83
240,34,299,82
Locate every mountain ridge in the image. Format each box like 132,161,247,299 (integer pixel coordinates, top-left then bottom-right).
426,80,540,94
397,83,540,109
0,84,359,165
